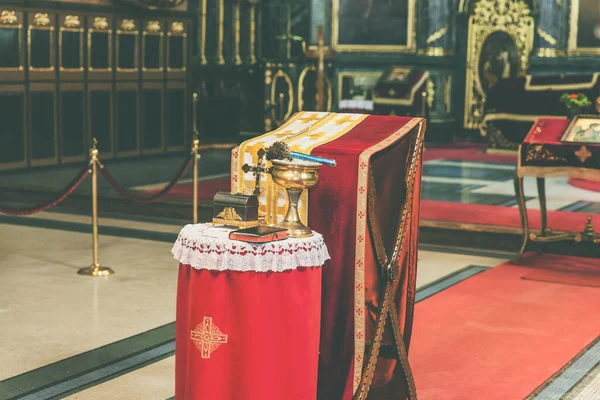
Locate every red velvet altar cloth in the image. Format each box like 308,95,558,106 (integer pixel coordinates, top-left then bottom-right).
308,116,425,399
175,266,322,400
519,117,600,179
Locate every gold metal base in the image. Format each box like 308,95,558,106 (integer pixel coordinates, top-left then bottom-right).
277,219,313,238
77,264,114,276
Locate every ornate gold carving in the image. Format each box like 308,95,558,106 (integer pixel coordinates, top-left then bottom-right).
536,27,557,45
488,124,518,150
426,25,448,44
524,73,598,91
190,317,228,359
216,207,242,221
64,15,80,28
575,145,592,163
525,145,565,162
1,10,17,25
170,21,184,34
93,17,109,30
121,19,136,31
146,21,161,32
34,13,50,27
388,88,397,97
463,0,534,129
420,47,453,57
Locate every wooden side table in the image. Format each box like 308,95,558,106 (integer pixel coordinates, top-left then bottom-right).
514,117,600,263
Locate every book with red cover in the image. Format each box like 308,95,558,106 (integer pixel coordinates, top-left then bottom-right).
229,226,289,243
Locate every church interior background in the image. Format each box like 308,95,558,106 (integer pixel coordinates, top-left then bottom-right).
1,0,599,399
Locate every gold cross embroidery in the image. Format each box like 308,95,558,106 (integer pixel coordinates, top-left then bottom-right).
334,115,355,125
191,317,228,359
299,113,321,123
575,145,592,163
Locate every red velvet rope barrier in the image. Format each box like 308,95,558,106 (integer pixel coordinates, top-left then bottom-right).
0,165,90,216
99,154,193,204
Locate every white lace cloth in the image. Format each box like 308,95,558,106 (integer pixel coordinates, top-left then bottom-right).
172,223,331,273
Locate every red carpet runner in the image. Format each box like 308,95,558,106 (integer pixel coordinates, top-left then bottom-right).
410,256,600,400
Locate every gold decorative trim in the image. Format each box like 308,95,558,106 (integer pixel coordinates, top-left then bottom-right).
1,10,17,25
463,0,534,129
212,218,259,229
479,113,558,137
88,19,112,72
568,0,600,55
297,65,332,112
200,0,207,64
28,17,55,72
372,71,430,106
59,16,84,72
142,21,164,72
524,73,598,91
167,22,187,72
191,317,228,359
93,17,109,30
217,0,224,65
249,4,256,64
331,0,416,53
0,11,23,72
234,2,241,65
116,21,138,72
536,27,557,45
270,70,294,125
426,25,448,44
353,117,424,394
426,78,435,108
444,75,452,113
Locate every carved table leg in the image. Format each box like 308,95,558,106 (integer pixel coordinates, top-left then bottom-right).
514,172,529,264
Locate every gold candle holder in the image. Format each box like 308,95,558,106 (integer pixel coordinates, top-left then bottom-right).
270,159,320,238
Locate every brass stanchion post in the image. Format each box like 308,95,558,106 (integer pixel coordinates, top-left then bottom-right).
78,139,114,277
192,93,200,224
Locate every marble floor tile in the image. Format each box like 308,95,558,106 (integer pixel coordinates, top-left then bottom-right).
0,223,179,380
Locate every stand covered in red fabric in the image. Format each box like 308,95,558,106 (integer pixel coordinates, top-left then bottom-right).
172,224,330,400
231,113,426,399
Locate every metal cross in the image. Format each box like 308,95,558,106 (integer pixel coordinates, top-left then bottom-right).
242,148,269,196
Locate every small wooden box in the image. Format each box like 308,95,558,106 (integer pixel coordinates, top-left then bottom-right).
212,192,259,228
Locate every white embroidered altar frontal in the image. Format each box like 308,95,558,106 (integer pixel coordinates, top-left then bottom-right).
171,223,330,273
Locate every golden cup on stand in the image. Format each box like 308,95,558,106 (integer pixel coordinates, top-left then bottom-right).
270,159,320,238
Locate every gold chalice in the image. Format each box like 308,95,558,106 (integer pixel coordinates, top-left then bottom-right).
270,159,320,238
